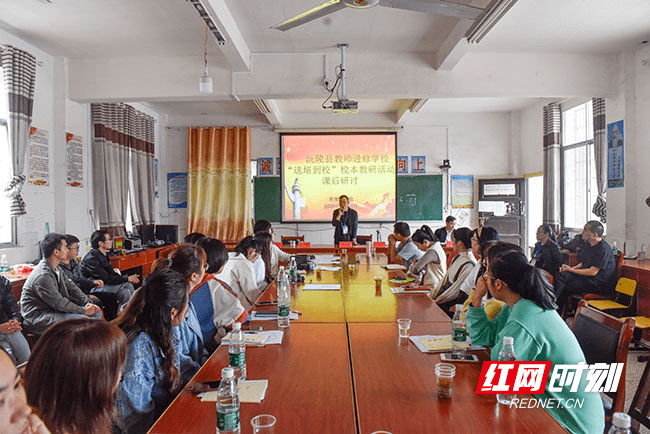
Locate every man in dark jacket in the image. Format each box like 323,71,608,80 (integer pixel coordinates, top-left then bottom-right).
332,195,358,245
80,230,138,307
59,234,119,320
0,275,30,365
20,233,101,334
434,216,456,244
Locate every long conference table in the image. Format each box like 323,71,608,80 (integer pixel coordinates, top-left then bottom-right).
149,252,568,434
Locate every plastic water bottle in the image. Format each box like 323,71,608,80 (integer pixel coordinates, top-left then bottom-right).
216,367,240,434
497,336,516,405
289,256,297,283
277,266,290,328
451,304,467,357
0,254,8,274
607,412,631,434
228,322,246,381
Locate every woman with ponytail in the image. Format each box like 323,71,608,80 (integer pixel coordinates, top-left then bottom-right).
466,244,604,434
114,269,190,434
407,225,447,291
217,236,263,310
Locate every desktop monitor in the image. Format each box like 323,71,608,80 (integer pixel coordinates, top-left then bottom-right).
137,224,155,245
155,225,178,244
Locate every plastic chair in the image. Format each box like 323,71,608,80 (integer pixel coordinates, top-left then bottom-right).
587,277,637,315
572,300,635,421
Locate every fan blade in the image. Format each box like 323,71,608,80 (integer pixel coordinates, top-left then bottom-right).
380,0,483,20
271,0,347,31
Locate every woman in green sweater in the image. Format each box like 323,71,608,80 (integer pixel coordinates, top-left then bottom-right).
467,243,604,434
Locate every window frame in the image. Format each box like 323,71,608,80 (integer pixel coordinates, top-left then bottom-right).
560,100,602,233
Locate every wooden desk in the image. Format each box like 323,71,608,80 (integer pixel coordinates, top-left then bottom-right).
148,323,356,434
109,245,177,276
348,322,567,434
623,258,650,316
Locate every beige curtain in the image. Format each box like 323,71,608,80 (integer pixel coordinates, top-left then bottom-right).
187,126,252,243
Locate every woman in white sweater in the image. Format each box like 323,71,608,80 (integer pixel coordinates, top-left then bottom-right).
432,227,477,316
216,236,262,310
407,225,447,292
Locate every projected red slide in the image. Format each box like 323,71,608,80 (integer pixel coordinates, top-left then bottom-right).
281,133,396,222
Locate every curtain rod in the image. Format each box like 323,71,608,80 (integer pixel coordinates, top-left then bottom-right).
273,127,402,133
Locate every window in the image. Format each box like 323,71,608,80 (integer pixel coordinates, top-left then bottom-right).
0,68,15,245
562,101,601,231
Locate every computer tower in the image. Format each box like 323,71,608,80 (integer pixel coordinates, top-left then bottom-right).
155,225,178,245
137,224,156,245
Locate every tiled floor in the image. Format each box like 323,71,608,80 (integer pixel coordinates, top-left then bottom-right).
625,350,649,433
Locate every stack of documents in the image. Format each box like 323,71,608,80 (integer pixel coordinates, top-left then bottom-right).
316,265,341,271
382,264,406,270
251,311,300,321
410,335,484,353
201,380,269,403
389,286,430,295
221,330,285,345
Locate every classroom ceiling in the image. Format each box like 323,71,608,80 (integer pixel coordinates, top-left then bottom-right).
1,0,649,125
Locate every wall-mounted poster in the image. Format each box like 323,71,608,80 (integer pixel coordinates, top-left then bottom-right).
258,158,274,175
28,126,49,186
607,120,624,188
167,173,187,208
65,133,83,187
451,175,473,208
396,156,408,174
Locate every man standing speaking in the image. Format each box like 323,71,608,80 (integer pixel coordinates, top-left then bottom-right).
332,195,358,245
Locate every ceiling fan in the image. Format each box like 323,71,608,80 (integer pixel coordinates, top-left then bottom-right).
272,0,484,31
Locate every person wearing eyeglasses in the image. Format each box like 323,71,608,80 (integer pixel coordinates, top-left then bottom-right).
466,243,604,434
80,230,139,309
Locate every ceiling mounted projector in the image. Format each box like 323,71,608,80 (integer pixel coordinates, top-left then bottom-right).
332,99,358,114
272,0,484,31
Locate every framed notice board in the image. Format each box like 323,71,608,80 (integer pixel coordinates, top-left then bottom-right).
254,176,281,222
396,175,442,221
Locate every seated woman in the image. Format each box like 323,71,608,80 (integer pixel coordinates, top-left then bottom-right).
431,227,477,315
23,318,126,434
253,231,273,291
217,236,262,310
0,348,50,434
153,244,208,382
0,275,30,366
253,219,290,276
114,269,190,434
531,224,564,281
194,238,248,352
406,225,447,292
467,244,604,434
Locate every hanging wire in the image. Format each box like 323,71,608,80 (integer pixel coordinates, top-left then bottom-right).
203,23,209,69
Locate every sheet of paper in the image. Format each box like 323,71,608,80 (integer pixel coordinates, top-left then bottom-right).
316,266,341,271
492,201,506,216
302,283,341,291
221,332,269,346
201,380,269,403
478,201,494,212
410,335,483,353
251,311,299,321
499,183,516,195
389,286,430,295
383,264,406,270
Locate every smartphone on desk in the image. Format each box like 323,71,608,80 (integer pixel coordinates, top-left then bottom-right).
440,353,479,362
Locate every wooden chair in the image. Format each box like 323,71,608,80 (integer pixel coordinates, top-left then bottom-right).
356,235,372,245
572,300,635,420
628,356,650,433
281,235,304,246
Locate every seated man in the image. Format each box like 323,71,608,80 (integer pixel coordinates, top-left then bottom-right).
80,230,139,307
434,216,456,244
554,220,616,310
253,219,290,276
387,222,424,269
20,233,101,334
58,234,119,320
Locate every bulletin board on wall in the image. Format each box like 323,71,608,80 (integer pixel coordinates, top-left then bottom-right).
253,175,442,222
